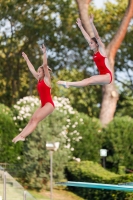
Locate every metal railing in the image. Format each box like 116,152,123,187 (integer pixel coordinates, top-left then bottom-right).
0,169,36,200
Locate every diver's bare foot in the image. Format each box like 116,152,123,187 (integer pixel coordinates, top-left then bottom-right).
12,134,21,143
12,135,25,143
57,81,69,88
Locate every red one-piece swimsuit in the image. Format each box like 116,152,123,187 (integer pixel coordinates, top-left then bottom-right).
93,51,112,83
37,79,55,107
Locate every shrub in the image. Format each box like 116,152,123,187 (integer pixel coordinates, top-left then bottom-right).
66,161,133,200
12,96,40,132
0,104,22,163
102,116,133,173
67,112,103,162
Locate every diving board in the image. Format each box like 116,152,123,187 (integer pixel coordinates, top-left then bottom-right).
56,181,133,192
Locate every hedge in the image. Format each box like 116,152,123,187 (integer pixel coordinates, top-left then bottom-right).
66,161,133,200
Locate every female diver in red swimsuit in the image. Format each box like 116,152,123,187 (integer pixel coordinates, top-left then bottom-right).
57,15,112,88
12,45,55,143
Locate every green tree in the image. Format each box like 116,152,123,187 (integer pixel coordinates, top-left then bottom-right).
0,104,22,163
116,88,133,118
102,116,133,172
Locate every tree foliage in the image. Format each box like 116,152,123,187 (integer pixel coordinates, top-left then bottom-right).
0,104,22,163
102,116,133,173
